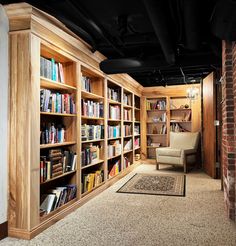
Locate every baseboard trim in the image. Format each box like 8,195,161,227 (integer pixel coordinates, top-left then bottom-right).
0,221,8,240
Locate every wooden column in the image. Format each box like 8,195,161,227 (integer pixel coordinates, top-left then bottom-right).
9,33,40,233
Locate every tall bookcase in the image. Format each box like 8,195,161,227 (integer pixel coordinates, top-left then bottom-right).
7,4,142,238
143,95,198,159
39,44,80,219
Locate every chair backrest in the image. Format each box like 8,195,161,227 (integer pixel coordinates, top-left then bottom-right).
170,132,200,150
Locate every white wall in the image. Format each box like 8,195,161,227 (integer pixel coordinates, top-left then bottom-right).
0,4,9,224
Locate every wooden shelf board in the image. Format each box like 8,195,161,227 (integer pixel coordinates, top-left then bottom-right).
40,112,76,117
40,77,77,91
134,146,141,150
170,108,191,111
147,121,166,124
108,119,121,122
81,160,104,170
108,99,121,105
40,170,76,184
123,105,133,109
134,107,140,111
82,139,104,143
134,134,140,136
123,149,133,154
81,90,104,99
107,154,121,160
170,121,192,123
40,141,76,149
108,173,120,180
81,116,104,120
81,182,105,198
123,104,133,109
134,121,141,123
123,135,133,138
146,109,166,112
108,137,121,140
123,120,133,123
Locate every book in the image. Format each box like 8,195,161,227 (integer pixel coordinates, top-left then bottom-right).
40,194,57,214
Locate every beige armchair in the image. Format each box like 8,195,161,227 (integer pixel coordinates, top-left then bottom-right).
156,132,200,173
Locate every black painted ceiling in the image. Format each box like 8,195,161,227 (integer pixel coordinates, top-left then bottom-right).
1,0,236,86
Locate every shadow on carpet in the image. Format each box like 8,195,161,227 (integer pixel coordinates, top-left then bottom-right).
117,173,186,197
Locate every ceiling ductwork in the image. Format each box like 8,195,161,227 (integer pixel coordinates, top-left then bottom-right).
211,0,236,41
100,53,220,74
100,58,169,74
143,0,176,64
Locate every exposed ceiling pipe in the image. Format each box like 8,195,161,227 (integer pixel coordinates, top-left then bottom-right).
55,16,98,52
143,0,176,64
67,0,125,56
25,0,97,51
100,53,220,74
182,0,201,50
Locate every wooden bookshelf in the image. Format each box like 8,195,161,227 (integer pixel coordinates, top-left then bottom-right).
40,141,77,149
81,160,104,170
81,90,104,100
40,170,77,185
40,112,77,117
7,3,143,240
40,77,77,91
141,87,201,160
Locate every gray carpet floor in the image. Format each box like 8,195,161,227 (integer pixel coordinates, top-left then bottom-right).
1,164,236,246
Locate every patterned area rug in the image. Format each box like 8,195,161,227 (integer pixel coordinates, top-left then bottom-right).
117,173,186,197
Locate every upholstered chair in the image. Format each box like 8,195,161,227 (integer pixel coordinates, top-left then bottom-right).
156,132,200,173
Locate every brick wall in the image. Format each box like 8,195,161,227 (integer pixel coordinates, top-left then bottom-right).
222,41,236,221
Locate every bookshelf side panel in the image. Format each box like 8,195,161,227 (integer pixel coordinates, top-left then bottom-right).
30,34,40,229
9,32,40,231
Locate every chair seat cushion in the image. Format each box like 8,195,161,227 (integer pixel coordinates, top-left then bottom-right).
157,148,182,157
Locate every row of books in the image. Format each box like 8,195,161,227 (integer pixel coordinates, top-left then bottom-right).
146,100,166,110
123,93,132,106
158,125,167,134
81,124,104,141
151,113,166,122
40,89,76,114
81,144,101,166
108,140,122,158
40,56,65,83
109,105,121,120
81,99,104,118
108,87,120,102
108,160,120,178
40,184,76,216
134,125,140,135
124,156,131,169
40,123,65,145
82,170,103,193
134,137,140,148
40,149,77,183
124,109,132,121
81,76,91,93
108,125,121,138
124,139,132,151
123,125,132,136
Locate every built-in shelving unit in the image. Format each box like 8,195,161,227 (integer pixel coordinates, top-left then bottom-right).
7,5,143,239
144,96,193,159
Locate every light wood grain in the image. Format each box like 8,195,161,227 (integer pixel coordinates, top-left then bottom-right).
203,73,216,178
